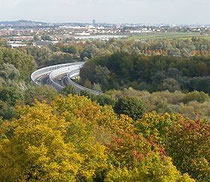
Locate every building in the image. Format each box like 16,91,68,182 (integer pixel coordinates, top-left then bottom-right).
93,19,96,26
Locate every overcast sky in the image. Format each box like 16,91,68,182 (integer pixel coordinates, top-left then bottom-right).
0,0,210,24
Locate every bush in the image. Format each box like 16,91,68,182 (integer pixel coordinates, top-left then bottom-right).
183,91,209,104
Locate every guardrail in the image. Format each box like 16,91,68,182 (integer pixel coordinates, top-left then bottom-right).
67,69,103,95
31,63,77,85
49,62,84,91
31,62,103,95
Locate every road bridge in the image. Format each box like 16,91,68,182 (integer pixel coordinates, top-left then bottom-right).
31,62,103,95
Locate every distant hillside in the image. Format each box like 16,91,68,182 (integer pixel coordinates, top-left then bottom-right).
0,20,53,27
0,20,114,28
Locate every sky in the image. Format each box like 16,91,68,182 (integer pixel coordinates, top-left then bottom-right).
0,0,210,24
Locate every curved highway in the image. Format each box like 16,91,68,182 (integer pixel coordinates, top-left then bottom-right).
31,62,103,95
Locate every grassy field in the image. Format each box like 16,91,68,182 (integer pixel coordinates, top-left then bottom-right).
128,32,210,40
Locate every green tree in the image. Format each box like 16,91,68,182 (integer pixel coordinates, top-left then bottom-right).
41,35,51,41
0,47,36,78
33,35,40,41
114,96,146,120
25,46,52,67
0,87,23,106
60,85,77,96
61,45,77,54
24,86,58,105
0,101,17,120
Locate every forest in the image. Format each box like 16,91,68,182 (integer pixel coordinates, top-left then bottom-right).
18,37,210,68
0,38,209,181
80,52,210,93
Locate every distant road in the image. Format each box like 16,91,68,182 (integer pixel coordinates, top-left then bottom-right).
31,62,103,95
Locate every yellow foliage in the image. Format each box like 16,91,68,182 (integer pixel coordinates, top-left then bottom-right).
105,153,195,182
0,95,197,182
0,96,109,181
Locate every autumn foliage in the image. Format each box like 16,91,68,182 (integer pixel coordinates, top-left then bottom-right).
166,119,210,182
0,95,204,181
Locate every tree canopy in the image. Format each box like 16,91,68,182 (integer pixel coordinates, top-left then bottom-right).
0,95,196,181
